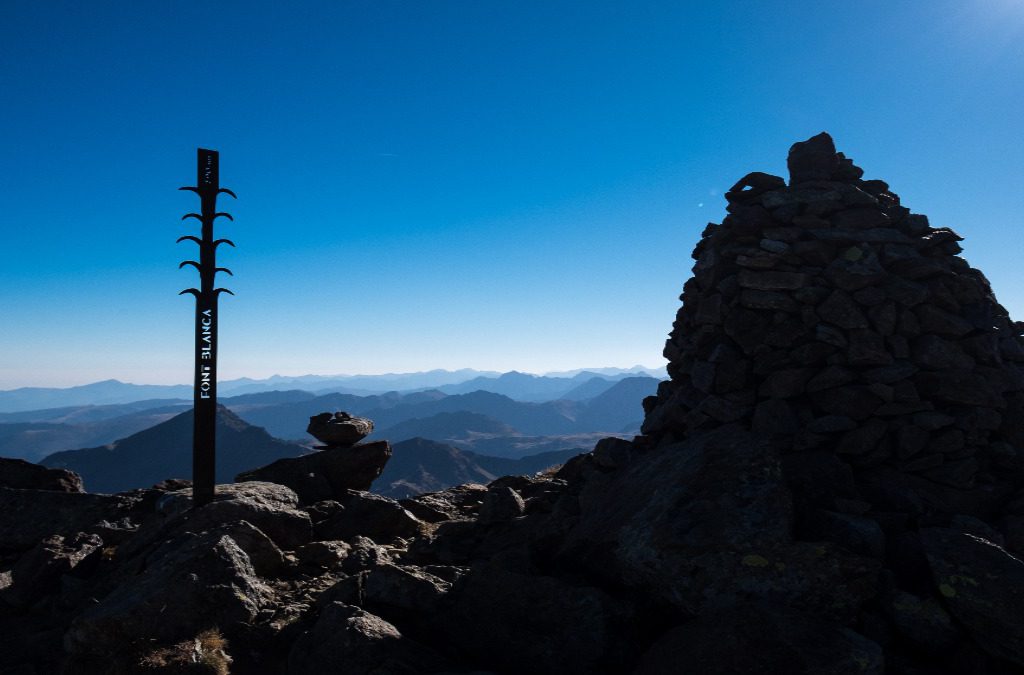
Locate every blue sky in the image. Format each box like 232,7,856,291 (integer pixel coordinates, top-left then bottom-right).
2,1,1023,387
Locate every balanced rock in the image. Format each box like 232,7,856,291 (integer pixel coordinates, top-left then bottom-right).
307,411,374,447
236,440,392,504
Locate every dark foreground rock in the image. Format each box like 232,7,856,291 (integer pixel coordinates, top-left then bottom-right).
236,440,392,503
635,603,883,675
0,458,83,492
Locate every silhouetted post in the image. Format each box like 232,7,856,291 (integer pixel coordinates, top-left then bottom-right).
178,149,235,507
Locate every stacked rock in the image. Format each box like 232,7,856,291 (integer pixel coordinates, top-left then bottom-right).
641,133,1024,514
307,411,374,448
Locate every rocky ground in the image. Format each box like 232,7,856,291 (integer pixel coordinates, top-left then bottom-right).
3,133,1024,673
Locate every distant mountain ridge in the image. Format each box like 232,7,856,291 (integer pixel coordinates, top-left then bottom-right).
374,438,583,498
0,377,660,463
0,367,663,412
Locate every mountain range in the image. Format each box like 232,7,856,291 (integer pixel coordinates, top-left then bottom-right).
35,408,588,498
0,367,662,412
375,438,582,498
0,375,660,463
40,407,309,493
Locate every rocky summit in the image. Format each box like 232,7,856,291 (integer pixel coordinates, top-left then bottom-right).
3,134,1024,674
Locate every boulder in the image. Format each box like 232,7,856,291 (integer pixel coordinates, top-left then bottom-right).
0,458,83,492
477,486,526,524
0,532,103,608
306,412,374,447
399,483,489,523
0,487,137,553
787,132,840,184
236,441,391,503
315,491,424,543
362,562,451,614
156,481,312,550
884,590,961,652
634,604,883,675
560,426,879,621
920,527,1024,665
439,562,634,674
287,602,447,675
64,524,273,657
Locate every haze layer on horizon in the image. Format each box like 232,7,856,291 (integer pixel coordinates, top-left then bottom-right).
2,2,1023,388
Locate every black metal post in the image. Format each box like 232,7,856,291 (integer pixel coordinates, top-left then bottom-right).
178,148,235,507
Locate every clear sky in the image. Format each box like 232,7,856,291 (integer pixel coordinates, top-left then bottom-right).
2,1,1023,388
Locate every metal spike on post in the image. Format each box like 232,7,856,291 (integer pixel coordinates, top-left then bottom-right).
178,148,235,507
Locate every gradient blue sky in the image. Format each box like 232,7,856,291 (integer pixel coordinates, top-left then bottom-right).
2,1,1023,387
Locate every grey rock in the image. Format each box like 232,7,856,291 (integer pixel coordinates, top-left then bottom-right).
65,524,273,657
818,510,885,558
0,532,103,607
316,490,423,543
561,426,878,621
830,207,890,230
737,269,808,290
885,590,961,652
440,562,632,675
237,440,392,503
363,562,451,613
295,540,351,570
157,481,312,550
920,528,1024,665
399,484,489,523
306,411,374,447
478,486,526,524
634,604,883,675
823,247,886,291
342,535,394,574
787,132,840,184
739,289,799,312
0,488,136,553
288,602,446,675
818,290,869,329
0,458,83,493
806,415,857,433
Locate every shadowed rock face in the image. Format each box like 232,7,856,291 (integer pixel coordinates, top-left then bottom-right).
642,131,1024,521
0,458,83,492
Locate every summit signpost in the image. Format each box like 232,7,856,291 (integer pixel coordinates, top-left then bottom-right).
178,148,235,507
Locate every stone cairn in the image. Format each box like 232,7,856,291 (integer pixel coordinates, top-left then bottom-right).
641,132,1024,518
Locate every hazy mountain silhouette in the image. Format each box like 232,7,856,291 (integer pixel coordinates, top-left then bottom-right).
374,437,581,498
0,405,190,463
0,369,663,413
0,381,191,413
379,411,518,440
572,376,662,431
447,432,619,459
40,407,308,493
559,376,626,401
0,376,660,461
0,399,190,425
433,370,643,401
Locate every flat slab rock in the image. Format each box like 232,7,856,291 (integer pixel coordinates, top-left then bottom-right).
237,441,392,504
307,412,374,447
